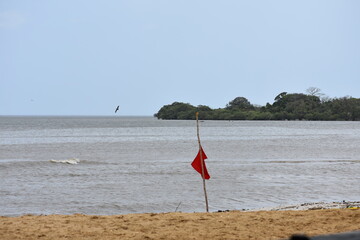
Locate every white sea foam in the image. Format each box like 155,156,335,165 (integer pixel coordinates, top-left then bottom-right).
248,201,360,211
50,158,80,165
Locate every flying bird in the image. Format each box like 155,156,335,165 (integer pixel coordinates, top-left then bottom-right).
115,105,119,113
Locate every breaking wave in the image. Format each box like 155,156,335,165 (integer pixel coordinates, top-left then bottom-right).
50,158,80,165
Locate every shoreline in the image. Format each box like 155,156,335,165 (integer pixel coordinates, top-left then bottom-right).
249,201,360,212
1,202,360,240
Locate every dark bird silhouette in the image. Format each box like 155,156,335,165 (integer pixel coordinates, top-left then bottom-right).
115,106,119,113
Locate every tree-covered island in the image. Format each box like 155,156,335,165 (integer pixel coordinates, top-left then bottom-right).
154,88,360,121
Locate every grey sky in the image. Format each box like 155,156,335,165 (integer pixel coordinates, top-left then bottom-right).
1,1,359,116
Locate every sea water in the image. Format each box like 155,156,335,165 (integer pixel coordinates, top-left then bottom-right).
0,116,359,216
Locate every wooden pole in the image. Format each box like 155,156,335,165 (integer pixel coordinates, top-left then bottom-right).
196,112,209,213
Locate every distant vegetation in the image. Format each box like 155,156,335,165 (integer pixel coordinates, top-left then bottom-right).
154,88,360,121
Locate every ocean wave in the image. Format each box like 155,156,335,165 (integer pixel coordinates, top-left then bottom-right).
50,158,80,165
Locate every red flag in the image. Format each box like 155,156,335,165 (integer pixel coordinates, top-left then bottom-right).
191,147,210,180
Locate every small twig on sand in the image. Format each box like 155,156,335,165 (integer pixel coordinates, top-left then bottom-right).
175,202,182,212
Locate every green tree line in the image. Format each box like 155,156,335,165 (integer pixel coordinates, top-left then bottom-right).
154,90,360,121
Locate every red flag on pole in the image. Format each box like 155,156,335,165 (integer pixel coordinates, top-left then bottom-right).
191,146,210,180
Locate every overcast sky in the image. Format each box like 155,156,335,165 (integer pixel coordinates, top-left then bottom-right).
1,1,359,116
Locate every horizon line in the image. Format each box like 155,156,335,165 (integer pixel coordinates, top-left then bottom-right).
0,114,155,117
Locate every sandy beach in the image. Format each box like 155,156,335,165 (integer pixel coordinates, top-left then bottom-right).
1,204,360,240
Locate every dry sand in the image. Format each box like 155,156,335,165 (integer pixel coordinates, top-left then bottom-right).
1,208,360,240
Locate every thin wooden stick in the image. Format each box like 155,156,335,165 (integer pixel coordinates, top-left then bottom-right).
196,112,209,213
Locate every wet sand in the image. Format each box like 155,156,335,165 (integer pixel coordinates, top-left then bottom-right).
1,208,360,240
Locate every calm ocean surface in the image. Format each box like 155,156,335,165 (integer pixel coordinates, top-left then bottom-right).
1,116,359,216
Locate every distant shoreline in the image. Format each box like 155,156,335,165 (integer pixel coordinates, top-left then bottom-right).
155,93,360,121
